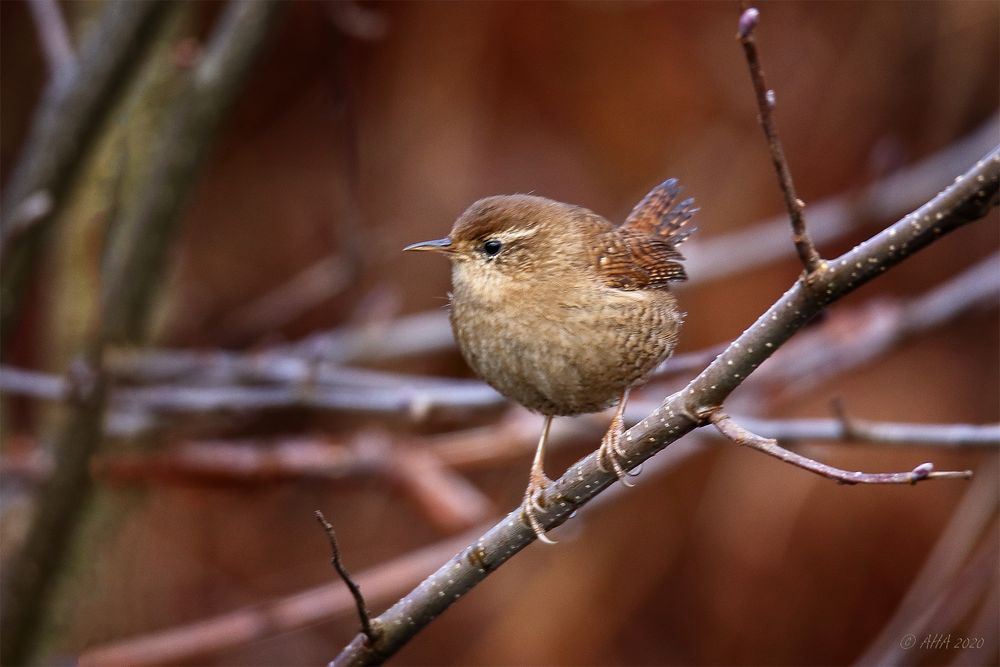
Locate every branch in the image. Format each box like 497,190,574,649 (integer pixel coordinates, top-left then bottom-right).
0,3,281,663
2,412,990,492
737,6,822,274
331,150,999,665
3,242,996,434
101,0,282,342
26,0,74,79
0,357,109,664
720,414,1000,448
709,411,971,484
0,0,170,329
6,244,996,430
315,511,377,643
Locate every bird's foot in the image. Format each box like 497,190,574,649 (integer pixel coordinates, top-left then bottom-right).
597,414,636,487
521,469,557,544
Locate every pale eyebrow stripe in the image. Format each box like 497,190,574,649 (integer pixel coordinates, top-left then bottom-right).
497,227,539,242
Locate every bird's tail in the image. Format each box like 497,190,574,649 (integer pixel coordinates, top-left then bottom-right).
621,178,698,246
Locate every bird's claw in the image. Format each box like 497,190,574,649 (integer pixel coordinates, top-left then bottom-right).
522,472,557,544
597,418,635,487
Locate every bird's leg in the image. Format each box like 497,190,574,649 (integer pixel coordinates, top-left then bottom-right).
597,388,635,487
522,415,557,544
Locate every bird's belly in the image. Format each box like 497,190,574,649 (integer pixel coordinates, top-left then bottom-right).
451,291,682,416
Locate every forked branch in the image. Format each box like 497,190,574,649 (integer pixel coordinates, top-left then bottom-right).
332,145,999,666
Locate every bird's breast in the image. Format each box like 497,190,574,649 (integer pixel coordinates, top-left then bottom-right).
449,282,682,416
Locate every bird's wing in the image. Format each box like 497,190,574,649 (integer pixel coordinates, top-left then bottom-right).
593,228,688,290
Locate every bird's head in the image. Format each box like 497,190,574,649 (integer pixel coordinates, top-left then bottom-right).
404,195,589,289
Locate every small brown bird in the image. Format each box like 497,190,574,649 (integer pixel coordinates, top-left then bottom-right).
405,179,696,542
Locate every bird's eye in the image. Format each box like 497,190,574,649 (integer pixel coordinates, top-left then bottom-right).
482,239,503,257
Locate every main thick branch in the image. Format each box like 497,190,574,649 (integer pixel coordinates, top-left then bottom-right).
333,150,999,665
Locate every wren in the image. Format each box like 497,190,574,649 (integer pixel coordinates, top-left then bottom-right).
405,179,696,542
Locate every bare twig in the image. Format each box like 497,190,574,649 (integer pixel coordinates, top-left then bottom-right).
709,411,971,484
26,0,74,78
719,415,1000,448
112,380,501,420
737,6,822,274
331,151,999,666
315,511,378,643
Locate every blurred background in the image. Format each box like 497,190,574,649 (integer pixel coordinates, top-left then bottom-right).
1,1,997,665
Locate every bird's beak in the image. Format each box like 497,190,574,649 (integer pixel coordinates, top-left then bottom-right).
404,237,453,253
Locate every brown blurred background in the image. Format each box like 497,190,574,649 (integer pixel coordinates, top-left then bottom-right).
1,1,998,665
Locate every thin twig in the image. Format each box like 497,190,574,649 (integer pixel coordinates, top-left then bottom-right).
314,511,378,643
721,415,999,448
737,6,822,274
830,397,859,439
684,117,998,282
709,411,971,485
331,150,999,666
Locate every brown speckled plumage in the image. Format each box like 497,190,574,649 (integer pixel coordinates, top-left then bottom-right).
405,178,696,541
447,180,693,416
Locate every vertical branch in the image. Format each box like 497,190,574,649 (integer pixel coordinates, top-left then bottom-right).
0,345,107,666
0,3,281,663
26,0,75,78
737,7,822,274
102,0,282,342
0,0,170,332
